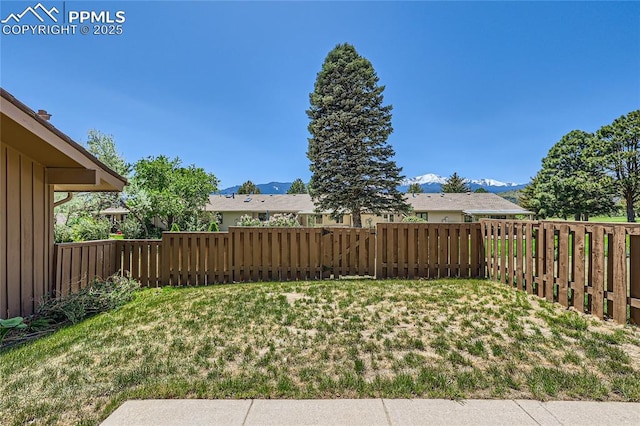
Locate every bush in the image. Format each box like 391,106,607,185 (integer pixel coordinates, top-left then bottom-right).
118,216,145,239
264,213,300,227
70,215,111,241
36,275,140,324
236,213,301,227
208,222,220,232
170,223,181,232
54,223,74,243
402,216,427,223
237,214,262,227
55,216,111,242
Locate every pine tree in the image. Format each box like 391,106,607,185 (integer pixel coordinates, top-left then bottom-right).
407,183,424,194
441,172,470,193
307,43,409,227
287,178,307,194
597,110,640,222
536,130,616,221
237,180,260,194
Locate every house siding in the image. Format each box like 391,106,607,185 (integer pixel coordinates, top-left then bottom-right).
1,143,52,318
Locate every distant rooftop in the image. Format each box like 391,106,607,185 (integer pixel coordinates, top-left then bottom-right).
207,193,530,215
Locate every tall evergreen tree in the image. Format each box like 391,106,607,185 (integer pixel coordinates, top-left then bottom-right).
237,180,260,194
537,130,616,221
597,110,640,222
407,183,424,194
441,172,470,193
287,178,308,194
307,43,409,227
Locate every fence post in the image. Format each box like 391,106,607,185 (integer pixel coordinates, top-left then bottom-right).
161,233,170,285
612,227,627,324
630,234,640,325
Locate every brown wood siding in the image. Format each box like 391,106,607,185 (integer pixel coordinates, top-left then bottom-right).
1,143,51,319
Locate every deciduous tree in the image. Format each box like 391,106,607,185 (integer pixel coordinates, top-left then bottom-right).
307,43,409,227
126,156,218,236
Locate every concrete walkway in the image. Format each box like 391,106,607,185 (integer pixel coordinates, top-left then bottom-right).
101,399,640,425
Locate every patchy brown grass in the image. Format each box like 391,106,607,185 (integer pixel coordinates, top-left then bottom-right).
1,279,639,425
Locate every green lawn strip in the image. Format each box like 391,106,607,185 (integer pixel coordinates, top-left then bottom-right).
1,279,639,425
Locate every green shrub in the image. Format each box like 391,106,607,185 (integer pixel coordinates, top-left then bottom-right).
118,216,145,239
236,213,301,227
237,214,262,227
54,223,74,243
264,213,301,227
70,215,111,241
170,223,181,232
0,317,27,343
208,222,220,232
402,215,427,223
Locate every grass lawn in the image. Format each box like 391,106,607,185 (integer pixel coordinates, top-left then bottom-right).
2,279,640,425
588,215,640,223
548,216,639,223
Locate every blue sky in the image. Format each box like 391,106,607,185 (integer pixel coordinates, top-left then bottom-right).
1,1,638,189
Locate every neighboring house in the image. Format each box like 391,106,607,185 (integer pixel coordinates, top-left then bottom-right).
207,193,531,231
206,194,340,230
1,88,127,318
407,192,533,223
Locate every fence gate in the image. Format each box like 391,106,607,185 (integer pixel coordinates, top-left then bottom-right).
321,227,376,277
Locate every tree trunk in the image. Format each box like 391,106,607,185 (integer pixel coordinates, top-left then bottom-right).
352,210,362,228
626,193,636,222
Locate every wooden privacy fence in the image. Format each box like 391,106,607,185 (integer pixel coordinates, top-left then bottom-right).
376,223,484,279
480,219,640,325
54,240,119,296
52,223,481,294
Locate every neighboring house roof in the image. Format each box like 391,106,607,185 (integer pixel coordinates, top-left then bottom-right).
207,194,318,214
1,87,127,192
207,192,530,215
406,193,532,214
100,207,130,215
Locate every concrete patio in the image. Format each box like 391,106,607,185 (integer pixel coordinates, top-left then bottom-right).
101,398,640,425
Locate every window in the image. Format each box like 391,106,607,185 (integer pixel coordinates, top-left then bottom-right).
464,215,473,223
315,215,323,225
389,214,395,222
336,215,344,224
417,212,428,221
258,213,267,221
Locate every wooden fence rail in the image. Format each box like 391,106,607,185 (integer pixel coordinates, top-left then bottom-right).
480,219,640,325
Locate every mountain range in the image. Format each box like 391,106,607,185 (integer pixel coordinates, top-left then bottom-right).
219,174,527,194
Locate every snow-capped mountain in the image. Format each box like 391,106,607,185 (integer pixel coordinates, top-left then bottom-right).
400,173,526,193
218,175,527,195
219,182,292,195
403,173,447,185
404,173,521,188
